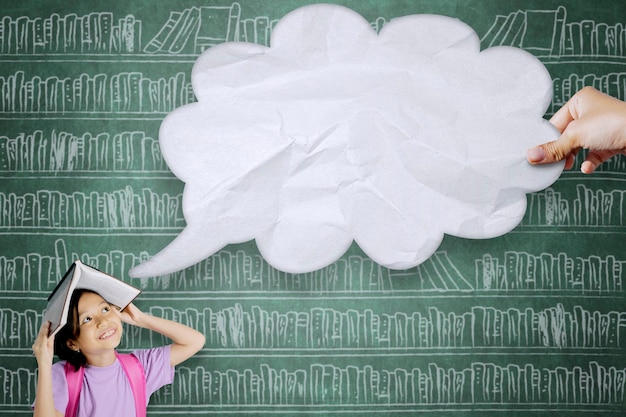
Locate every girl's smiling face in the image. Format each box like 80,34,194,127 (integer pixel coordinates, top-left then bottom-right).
67,291,123,362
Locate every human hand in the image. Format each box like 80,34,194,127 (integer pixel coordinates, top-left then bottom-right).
115,303,146,327
527,86,626,173
32,322,55,367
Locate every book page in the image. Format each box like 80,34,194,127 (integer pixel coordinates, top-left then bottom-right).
42,276,73,336
74,263,141,310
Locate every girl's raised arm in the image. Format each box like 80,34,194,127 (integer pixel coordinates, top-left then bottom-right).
117,303,205,366
32,322,64,417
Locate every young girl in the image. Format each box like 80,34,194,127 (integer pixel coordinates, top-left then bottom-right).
31,289,205,417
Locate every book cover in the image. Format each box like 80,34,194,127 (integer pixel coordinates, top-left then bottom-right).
43,259,141,337
144,11,181,53
168,7,200,54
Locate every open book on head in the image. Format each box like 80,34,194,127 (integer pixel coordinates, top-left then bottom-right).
43,260,141,337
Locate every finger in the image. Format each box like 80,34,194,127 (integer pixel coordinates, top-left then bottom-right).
36,321,50,338
121,303,138,316
527,137,580,165
549,101,576,133
581,150,619,174
549,86,599,133
564,152,576,170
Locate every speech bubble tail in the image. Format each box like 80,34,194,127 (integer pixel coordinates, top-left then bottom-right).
128,226,225,278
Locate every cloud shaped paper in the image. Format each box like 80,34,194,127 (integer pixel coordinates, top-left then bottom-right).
129,4,563,278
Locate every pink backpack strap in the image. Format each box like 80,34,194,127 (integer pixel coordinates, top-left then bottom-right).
64,353,146,417
64,361,84,417
116,352,147,417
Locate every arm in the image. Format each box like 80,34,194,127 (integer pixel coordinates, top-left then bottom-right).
527,86,626,173
32,322,64,417
117,304,205,367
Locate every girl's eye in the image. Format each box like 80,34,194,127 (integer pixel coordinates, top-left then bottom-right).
81,316,92,325
102,306,110,314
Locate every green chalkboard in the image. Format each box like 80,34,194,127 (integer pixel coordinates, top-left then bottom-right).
1,0,625,416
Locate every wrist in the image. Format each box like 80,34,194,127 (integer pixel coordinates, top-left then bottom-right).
36,360,53,372
132,310,153,329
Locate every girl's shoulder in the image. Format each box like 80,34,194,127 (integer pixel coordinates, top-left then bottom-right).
51,360,70,388
51,359,84,384
129,345,174,394
51,360,68,372
130,345,171,363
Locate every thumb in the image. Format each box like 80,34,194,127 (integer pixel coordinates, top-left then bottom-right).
527,136,579,165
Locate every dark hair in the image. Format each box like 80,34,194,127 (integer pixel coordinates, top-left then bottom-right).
54,289,98,371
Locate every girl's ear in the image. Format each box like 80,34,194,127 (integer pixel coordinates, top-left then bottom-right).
66,339,79,352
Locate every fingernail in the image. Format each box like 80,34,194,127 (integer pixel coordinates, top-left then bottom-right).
581,161,594,174
527,146,546,163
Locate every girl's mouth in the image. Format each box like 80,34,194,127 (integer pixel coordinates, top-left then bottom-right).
99,329,116,339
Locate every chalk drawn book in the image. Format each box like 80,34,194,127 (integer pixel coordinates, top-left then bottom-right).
43,260,141,337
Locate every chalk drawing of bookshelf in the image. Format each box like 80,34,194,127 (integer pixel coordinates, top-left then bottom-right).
476,252,624,293
0,5,246,56
3,360,625,408
0,70,193,114
4,302,626,351
144,5,243,53
4,5,625,63
0,129,168,173
0,186,183,230
481,6,626,59
0,13,142,54
189,303,626,350
0,239,472,294
156,361,626,407
551,72,626,113
521,184,626,227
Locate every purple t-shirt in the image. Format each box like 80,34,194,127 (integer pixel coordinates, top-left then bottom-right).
47,346,173,416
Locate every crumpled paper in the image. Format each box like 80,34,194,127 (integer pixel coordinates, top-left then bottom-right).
129,4,563,278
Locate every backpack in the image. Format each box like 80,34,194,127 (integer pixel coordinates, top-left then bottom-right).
64,352,146,417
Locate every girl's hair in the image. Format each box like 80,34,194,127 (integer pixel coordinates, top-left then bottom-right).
53,289,98,371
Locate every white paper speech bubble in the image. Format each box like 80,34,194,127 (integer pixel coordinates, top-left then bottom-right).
129,4,563,278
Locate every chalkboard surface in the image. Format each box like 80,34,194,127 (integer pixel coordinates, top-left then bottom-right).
1,1,625,416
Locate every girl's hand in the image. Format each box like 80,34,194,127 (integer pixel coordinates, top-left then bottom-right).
116,303,146,327
527,87,626,173
32,322,55,367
